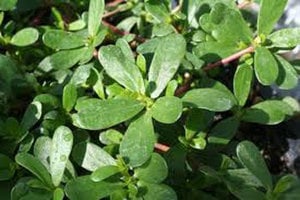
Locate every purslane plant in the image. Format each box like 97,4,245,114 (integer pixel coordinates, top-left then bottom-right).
1,0,300,199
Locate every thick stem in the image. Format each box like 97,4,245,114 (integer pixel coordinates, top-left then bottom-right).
106,0,125,7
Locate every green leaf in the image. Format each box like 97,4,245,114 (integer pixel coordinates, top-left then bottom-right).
140,182,177,200
18,134,34,153
72,142,116,172
50,126,73,187
99,129,123,145
254,46,279,85
72,98,144,130
33,94,60,113
151,96,182,124
193,41,238,63
135,153,168,183
233,63,253,106
20,101,42,132
88,0,104,37
116,38,135,63
38,48,87,72
275,55,298,90
236,141,272,190
63,83,77,112
43,30,85,50
91,165,120,182
65,176,124,200
208,117,240,145
120,113,156,167
34,136,52,171
242,100,294,125
257,0,288,35
15,153,53,188
145,0,171,23
0,0,17,11
53,188,64,200
182,88,236,112
98,45,145,93
269,28,300,48
10,28,39,46
273,175,298,194
0,153,16,180
148,34,186,98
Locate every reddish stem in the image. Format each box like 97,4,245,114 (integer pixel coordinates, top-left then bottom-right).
102,20,146,43
103,7,123,18
203,46,255,71
155,143,170,152
106,0,125,7
237,1,252,9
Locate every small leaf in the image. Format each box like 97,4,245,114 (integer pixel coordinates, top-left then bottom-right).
148,34,186,98
257,0,288,35
91,165,120,182
63,83,77,112
88,0,105,37
18,134,34,153
273,175,298,194
275,55,298,90
208,117,240,145
34,136,52,171
135,153,168,184
182,88,236,112
72,98,144,130
0,153,16,181
43,30,85,50
140,182,177,200
10,28,39,46
50,126,73,187
120,113,156,167
254,46,278,85
65,176,124,200
116,38,135,63
53,188,64,200
15,153,53,188
38,48,87,72
151,96,182,124
145,0,171,23
0,0,17,11
236,141,273,189
242,100,294,125
99,45,145,93
21,101,42,131
269,28,300,48
99,129,123,145
233,63,253,106
72,142,116,172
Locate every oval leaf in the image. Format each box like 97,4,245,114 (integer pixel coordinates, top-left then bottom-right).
242,100,294,125
88,0,104,37
72,142,116,172
148,34,186,98
43,30,85,50
50,126,73,187
236,141,272,190
99,129,123,145
141,182,177,200
65,176,123,200
72,98,144,130
182,88,236,112
254,46,279,86
98,45,145,93
11,27,39,46
151,96,182,124
275,55,298,90
21,101,42,131
15,153,53,188
0,153,16,181
120,113,156,167
34,136,52,171
63,83,77,112
135,153,168,184
257,0,288,35
233,63,253,106
0,0,17,11
269,28,300,48
91,165,120,182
